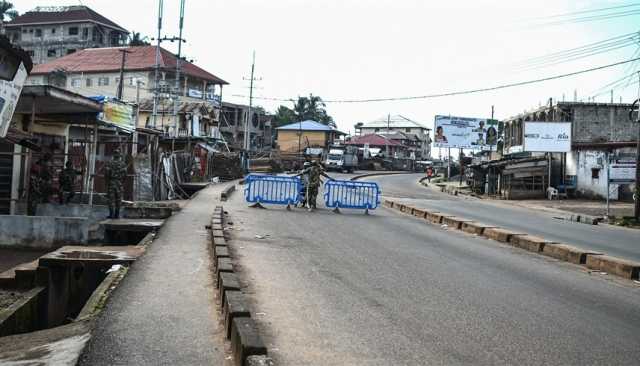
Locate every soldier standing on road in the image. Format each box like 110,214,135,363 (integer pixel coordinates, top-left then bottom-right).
297,161,334,211
105,149,127,218
58,160,81,204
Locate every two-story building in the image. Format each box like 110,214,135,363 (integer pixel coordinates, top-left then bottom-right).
357,115,431,159
4,6,128,64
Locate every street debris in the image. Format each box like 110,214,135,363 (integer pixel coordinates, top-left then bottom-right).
255,234,270,239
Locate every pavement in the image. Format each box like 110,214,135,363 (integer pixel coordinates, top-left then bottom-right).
370,174,640,262
225,175,640,365
79,184,230,366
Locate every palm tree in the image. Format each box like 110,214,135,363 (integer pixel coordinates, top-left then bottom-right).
0,1,18,32
129,31,150,46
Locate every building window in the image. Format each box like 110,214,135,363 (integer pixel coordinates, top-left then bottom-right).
29,29,33,33
51,28,56,34
591,168,600,179
35,29,42,37
98,77,110,86
374,128,380,132
47,49,57,57
67,49,76,55
128,77,136,86
70,78,81,87
69,27,79,36
86,78,93,87
82,28,89,40
405,128,411,132
22,29,28,33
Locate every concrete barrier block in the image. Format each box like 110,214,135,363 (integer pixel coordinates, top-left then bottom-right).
224,291,251,339
579,215,599,225
541,244,601,264
585,255,640,279
231,318,267,366
510,235,552,252
215,246,230,259
246,355,275,366
482,228,523,243
461,222,496,235
221,184,236,201
383,200,394,208
399,204,407,212
426,212,447,224
219,272,241,303
412,208,427,218
442,216,472,230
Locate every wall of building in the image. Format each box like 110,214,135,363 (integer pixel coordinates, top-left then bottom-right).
568,149,619,200
0,215,89,249
572,104,636,143
277,131,328,153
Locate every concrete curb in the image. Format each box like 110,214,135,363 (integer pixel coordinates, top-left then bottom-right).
221,184,237,202
350,171,410,181
386,199,640,281
208,205,274,366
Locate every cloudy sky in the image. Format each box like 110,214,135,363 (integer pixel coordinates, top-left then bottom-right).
15,1,640,140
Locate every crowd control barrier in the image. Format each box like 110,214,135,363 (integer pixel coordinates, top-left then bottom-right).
323,179,381,212
244,174,301,205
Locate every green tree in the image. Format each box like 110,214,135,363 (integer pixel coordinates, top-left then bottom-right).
275,94,335,128
129,31,150,46
0,1,18,32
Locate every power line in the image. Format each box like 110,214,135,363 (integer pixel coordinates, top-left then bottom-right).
535,3,640,20
232,56,640,104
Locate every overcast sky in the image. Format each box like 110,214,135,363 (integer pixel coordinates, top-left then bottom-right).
15,1,640,141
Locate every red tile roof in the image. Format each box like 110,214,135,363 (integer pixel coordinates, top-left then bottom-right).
31,46,228,84
7,6,127,32
346,133,403,147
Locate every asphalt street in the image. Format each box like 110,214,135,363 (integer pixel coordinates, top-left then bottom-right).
368,173,640,262
227,175,640,366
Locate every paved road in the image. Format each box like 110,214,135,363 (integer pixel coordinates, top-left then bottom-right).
227,182,640,366
368,173,640,262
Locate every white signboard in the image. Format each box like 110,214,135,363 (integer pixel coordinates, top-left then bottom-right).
188,89,203,98
523,122,571,152
433,115,499,150
609,163,636,184
0,62,28,138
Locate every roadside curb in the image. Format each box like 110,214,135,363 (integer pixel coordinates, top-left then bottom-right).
350,171,410,181
208,206,274,366
385,199,640,282
221,184,236,201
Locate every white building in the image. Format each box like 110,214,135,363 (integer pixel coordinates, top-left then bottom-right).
357,115,431,158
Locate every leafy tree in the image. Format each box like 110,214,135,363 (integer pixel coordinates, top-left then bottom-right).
274,94,335,128
129,31,150,46
0,1,18,32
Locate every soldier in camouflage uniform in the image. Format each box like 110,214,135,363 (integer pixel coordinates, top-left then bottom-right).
297,161,334,210
105,149,127,218
58,160,81,204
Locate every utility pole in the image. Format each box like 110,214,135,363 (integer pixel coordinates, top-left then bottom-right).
173,0,186,136
152,0,163,129
635,72,640,221
385,113,390,159
244,51,256,153
116,49,132,100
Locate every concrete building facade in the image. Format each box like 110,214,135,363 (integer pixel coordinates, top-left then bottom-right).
357,115,431,159
4,6,128,64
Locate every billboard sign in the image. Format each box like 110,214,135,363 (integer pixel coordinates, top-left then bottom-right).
99,99,135,131
0,62,28,138
609,162,636,184
433,115,501,150
523,122,571,152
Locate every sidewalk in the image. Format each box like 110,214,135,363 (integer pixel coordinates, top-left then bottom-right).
79,185,229,365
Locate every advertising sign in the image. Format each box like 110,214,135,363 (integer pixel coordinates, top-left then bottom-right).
433,115,500,150
0,62,28,138
523,122,571,152
609,162,636,184
100,99,135,131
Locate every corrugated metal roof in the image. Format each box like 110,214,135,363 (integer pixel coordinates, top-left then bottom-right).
276,120,336,132
31,46,228,84
7,6,127,32
362,114,430,130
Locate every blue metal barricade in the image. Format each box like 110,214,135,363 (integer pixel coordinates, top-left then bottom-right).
244,174,301,205
323,180,381,210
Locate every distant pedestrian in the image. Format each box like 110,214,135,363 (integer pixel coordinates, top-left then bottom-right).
426,166,434,183
105,149,127,218
59,160,81,204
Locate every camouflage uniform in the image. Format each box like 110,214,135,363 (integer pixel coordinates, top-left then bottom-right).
59,161,80,204
105,151,127,218
299,162,332,209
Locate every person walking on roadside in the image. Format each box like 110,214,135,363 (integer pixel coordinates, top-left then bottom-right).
105,149,127,218
296,161,334,211
426,166,434,183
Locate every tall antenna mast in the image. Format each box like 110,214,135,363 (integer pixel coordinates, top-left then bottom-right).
151,0,163,129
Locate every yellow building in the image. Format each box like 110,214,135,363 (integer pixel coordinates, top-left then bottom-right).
276,120,342,154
